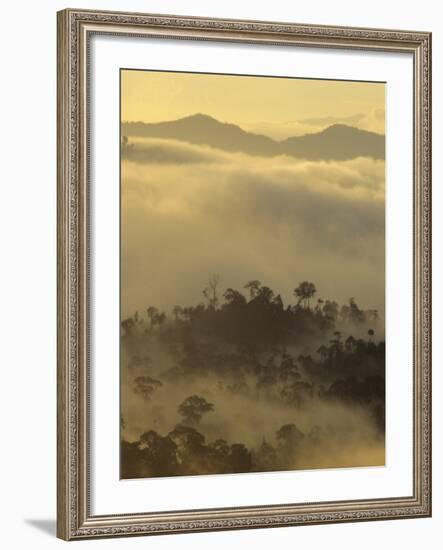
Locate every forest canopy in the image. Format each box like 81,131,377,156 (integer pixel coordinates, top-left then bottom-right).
121,278,385,479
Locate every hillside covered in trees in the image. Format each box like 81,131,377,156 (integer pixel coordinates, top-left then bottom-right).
120,278,385,479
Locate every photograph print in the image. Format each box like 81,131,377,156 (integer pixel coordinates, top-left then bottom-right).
120,69,386,479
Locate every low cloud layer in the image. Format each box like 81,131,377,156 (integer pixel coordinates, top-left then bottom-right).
121,138,385,318
242,108,385,140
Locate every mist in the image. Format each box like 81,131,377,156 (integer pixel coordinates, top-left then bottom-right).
121,137,385,318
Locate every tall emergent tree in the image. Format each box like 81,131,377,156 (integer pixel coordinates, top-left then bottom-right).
203,274,220,309
293,281,317,308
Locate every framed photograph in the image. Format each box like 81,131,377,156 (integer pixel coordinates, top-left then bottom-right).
57,8,432,540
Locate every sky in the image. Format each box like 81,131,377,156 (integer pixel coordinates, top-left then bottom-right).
121,70,385,320
121,70,385,138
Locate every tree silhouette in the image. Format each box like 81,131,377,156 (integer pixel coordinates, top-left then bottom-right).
279,353,300,382
253,285,275,304
293,281,317,308
121,317,135,337
121,135,129,155
146,306,166,329
256,373,277,397
281,381,313,408
146,306,158,327
254,439,277,471
229,443,252,472
223,288,247,307
203,274,220,309
317,344,328,362
344,335,357,353
276,424,305,463
244,280,261,300
133,376,162,400
322,300,339,321
172,305,183,322
211,439,230,458
178,395,214,425
139,430,178,475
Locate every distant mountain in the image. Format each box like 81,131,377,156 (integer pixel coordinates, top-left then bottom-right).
122,114,385,161
281,124,384,161
123,114,277,157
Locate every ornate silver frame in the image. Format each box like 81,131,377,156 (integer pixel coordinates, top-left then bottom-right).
57,8,432,540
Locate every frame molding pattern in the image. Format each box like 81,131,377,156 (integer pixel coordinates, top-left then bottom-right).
57,8,431,540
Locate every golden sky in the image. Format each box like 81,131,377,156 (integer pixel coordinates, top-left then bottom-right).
121,69,385,137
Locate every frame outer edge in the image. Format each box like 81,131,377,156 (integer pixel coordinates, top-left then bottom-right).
428,33,432,518
57,8,72,541
423,31,432,517
414,32,432,517
56,8,432,540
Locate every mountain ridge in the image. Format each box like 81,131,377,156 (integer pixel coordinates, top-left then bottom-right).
122,114,385,161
